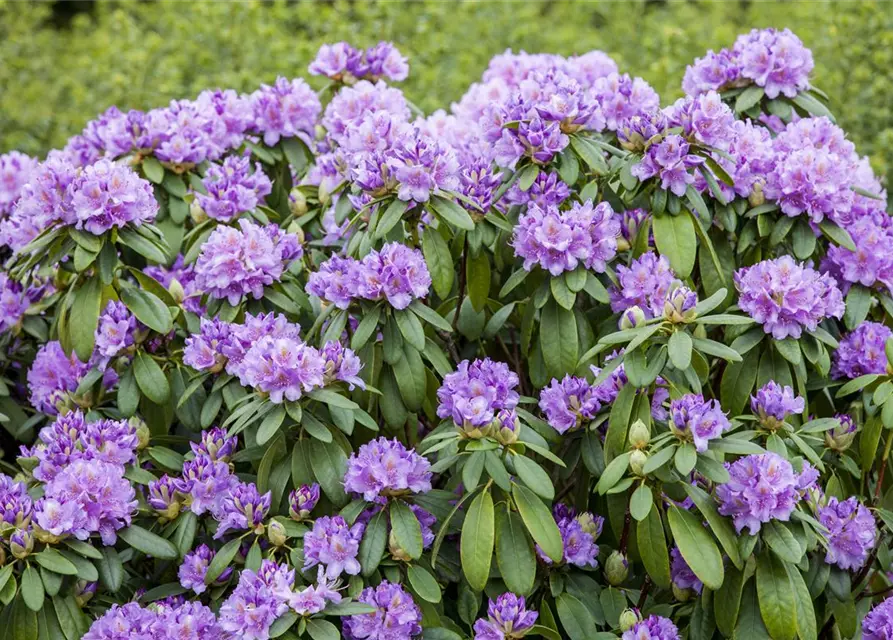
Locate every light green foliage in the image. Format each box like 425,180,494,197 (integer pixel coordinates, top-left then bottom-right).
1,1,892,182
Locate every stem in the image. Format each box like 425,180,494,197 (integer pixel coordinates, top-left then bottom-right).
875,434,893,504
451,240,468,333
852,537,883,592
619,498,633,554
637,576,652,610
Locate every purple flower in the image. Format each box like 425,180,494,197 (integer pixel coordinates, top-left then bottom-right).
35,459,137,545
669,394,730,452
363,42,410,82
323,81,410,146
715,453,810,534
194,218,301,305
0,474,33,527
750,381,805,427
344,437,432,501
310,42,408,82
538,507,602,568
437,358,520,429
833,322,893,379
610,252,677,318
622,615,681,640
195,88,254,152
735,256,844,340
630,133,705,197
592,73,661,133
214,481,271,539
665,91,736,150
0,273,46,334
147,475,185,519
343,581,422,640
306,256,361,310
321,341,366,390
389,133,460,203
93,300,139,366
538,375,603,434
27,341,92,415
179,544,232,594
65,159,158,234
670,547,703,594
473,593,539,640
145,255,203,313
190,426,238,463
309,42,359,79
504,170,570,209
289,483,320,520
83,603,156,640
863,597,893,640
196,154,272,222
512,200,620,276
303,515,364,579
236,335,326,403
182,454,238,518
219,561,294,640
251,77,321,147
683,49,741,96
0,151,38,216
734,28,814,99
817,496,876,570
183,318,233,372
824,217,893,295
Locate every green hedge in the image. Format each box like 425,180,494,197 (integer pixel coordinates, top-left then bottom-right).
2,1,892,182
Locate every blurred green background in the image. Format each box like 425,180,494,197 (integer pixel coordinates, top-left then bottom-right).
2,0,892,182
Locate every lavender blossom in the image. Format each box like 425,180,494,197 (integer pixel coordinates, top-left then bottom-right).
0,151,38,216
179,544,233,594
473,593,539,640
93,300,139,366
734,28,814,99
0,474,33,527
251,77,321,147
538,506,603,568
670,547,703,594
190,426,238,463
213,481,271,539
750,381,805,428
343,581,422,640
630,133,705,197
344,437,432,501
303,515,364,579
863,597,893,640
817,496,877,570
610,252,677,318
196,154,272,222
288,483,320,520
219,561,294,640
622,615,681,640
669,394,730,452
27,341,91,415
436,358,520,430
182,454,238,518
538,375,603,434
236,335,326,403
65,159,158,234
833,322,893,379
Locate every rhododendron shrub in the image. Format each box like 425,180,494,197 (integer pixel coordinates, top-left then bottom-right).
0,28,893,640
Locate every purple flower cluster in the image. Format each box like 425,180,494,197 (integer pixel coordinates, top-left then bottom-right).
343,437,432,501
27,341,91,415
610,252,678,318
310,41,409,82
303,514,364,578
863,597,893,640
538,374,610,434
683,28,813,99
93,300,139,366
0,273,47,334
65,159,158,234
0,151,38,216
671,547,703,594
715,453,816,534
84,601,222,640
190,426,238,462
35,458,137,545
306,242,430,310
631,134,705,197
700,119,774,202
665,91,737,150
669,394,730,452
179,544,232,594
343,581,422,640
592,73,661,133
512,199,620,276
473,593,538,640
735,256,844,339
145,255,203,313
750,381,805,427
436,358,520,429
194,218,302,305
833,321,893,379
0,474,32,528
622,615,681,640
213,481,271,539
824,216,893,295
538,505,603,568
195,154,272,222
817,496,876,570
250,76,321,147
289,483,320,520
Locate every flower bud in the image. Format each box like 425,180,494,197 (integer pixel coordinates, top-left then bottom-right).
287,221,306,245
663,286,698,324
619,609,642,632
605,550,629,586
576,512,604,539
748,180,765,208
289,484,321,521
10,528,33,559
619,305,647,330
131,417,151,450
825,414,858,452
267,520,288,547
190,199,208,224
74,581,97,607
628,420,650,450
289,188,308,216
629,450,648,476
168,278,186,305
460,421,494,440
672,583,696,602
388,529,413,562
493,409,520,446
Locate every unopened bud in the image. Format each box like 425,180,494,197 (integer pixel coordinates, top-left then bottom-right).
620,306,647,330
289,188,308,216
825,414,858,452
748,181,765,208
190,199,208,224
629,450,648,476
267,520,287,547
605,550,629,586
672,583,696,602
663,286,698,324
619,609,642,632
74,581,97,607
493,410,520,446
10,528,33,559
628,420,650,450
131,417,151,450
168,278,186,305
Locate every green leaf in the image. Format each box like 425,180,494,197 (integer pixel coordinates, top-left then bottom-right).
32,550,77,576
390,500,424,560
118,525,178,560
430,195,475,231
844,284,871,330
307,388,358,410
570,137,608,174
630,484,653,521
637,501,671,588
513,483,562,562
13,595,38,640
556,593,597,640
496,506,535,595
512,454,554,500
120,288,172,334
756,551,797,640
675,443,697,476
205,538,240,583
70,276,102,362
358,510,387,576
394,308,426,351
736,86,765,112
421,228,454,299
540,300,578,380
714,564,746,637
467,251,491,313
256,404,286,446
668,331,692,371
605,382,636,462
653,212,696,278
410,300,452,333
762,521,804,564
141,157,164,183
309,439,349,507
667,506,724,590
407,564,442,603
306,619,341,640
21,565,44,612
819,220,856,252
721,347,760,415
350,305,382,351
461,489,495,591
786,561,817,640
118,228,169,263
96,547,124,593
134,352,170,404
374,198,409,239
692,336,743,362
683,484,743,570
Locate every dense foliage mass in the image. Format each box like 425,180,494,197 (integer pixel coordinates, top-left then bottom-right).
0,22,893,640
2,1,893,186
